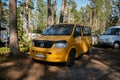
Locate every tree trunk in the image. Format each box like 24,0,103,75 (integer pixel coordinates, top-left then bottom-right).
53,0,56,24
90,9,93,27
47,0,52,27
9,0,20,56
59,0,67,23
26,0,30,34
0,2,1,28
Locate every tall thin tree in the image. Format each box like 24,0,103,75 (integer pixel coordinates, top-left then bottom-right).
9,0,20,56
0,1,2,28
53,0,57,24
47,0,52,27
59,0,67,23
25,0,29,34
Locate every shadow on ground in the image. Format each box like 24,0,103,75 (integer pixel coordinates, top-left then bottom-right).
0,47,120,80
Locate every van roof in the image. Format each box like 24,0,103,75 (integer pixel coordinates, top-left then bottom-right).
109,26,120,29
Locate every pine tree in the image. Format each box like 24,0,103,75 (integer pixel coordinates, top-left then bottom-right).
9,0,20,56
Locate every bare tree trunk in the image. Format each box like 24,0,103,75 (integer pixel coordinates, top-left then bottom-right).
0,2,1,28
68,8,70,23
103,21,106,33
26,0,30,34
90,10,93,27
9,0,20,56
36,11,38,30
64,0,68,23
47,0,52,27
53,0,56,24
59,0,67,23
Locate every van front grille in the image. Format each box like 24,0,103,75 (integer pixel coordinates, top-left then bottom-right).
33,40,54,48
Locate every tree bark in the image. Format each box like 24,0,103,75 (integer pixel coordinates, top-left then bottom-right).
59,0,67,23
26,0,30,34
0,2,1,28
53,0,57,24
9,0,20,56
47,0,52,27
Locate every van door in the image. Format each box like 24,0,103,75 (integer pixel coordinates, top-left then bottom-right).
81,26,91,53
73,25,83,56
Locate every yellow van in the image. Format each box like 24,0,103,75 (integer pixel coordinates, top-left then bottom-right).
30,24,92,66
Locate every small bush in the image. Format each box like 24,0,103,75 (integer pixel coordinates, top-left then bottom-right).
0,47,29,54
0,47,10,54
20,46,29,52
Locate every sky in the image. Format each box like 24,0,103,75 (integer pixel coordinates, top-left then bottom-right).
43,0,90,11
75,0,90,10
56,0,90,11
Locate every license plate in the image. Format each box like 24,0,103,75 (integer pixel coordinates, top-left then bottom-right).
35,54,45,58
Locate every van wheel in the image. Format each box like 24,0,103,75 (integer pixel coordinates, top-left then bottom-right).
113,42,120,49
66,50,76,67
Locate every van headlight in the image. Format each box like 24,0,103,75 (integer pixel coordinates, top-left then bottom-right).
54,41,68,48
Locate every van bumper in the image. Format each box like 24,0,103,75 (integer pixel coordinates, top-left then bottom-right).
29,46,69,62
98,40,114,46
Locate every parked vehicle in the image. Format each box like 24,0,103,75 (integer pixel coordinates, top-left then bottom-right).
98,26,120,49
29,24,92,66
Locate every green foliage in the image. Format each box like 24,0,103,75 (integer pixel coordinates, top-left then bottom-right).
20,47,29,53
17,7,23,39
94,29,101,35
0,1,9,26
28,0,34,10
19,39,30,47
20,34,32,47
0,47,10,54
36,0,47,31
0,47,29,54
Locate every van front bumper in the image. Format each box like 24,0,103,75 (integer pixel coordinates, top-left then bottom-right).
29,46,69,62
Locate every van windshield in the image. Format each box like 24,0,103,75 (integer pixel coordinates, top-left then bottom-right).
104,28,119,35
42,24,74,35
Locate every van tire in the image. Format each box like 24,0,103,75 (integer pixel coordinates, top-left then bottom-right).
66,50,76,67
113,42,120,49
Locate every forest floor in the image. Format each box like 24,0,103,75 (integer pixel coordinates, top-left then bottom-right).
0,46,120,80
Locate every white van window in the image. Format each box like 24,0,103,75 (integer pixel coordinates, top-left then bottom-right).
104,28,119,35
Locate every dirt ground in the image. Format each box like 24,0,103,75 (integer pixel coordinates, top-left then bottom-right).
0,46,120,80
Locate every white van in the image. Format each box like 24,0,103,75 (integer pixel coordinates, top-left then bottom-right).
98,26,120,49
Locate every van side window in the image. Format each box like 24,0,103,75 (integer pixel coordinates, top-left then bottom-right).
82,26,91,36
106,28,120,35
74,26,81,37
111,28,118,35
116,29,120,36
